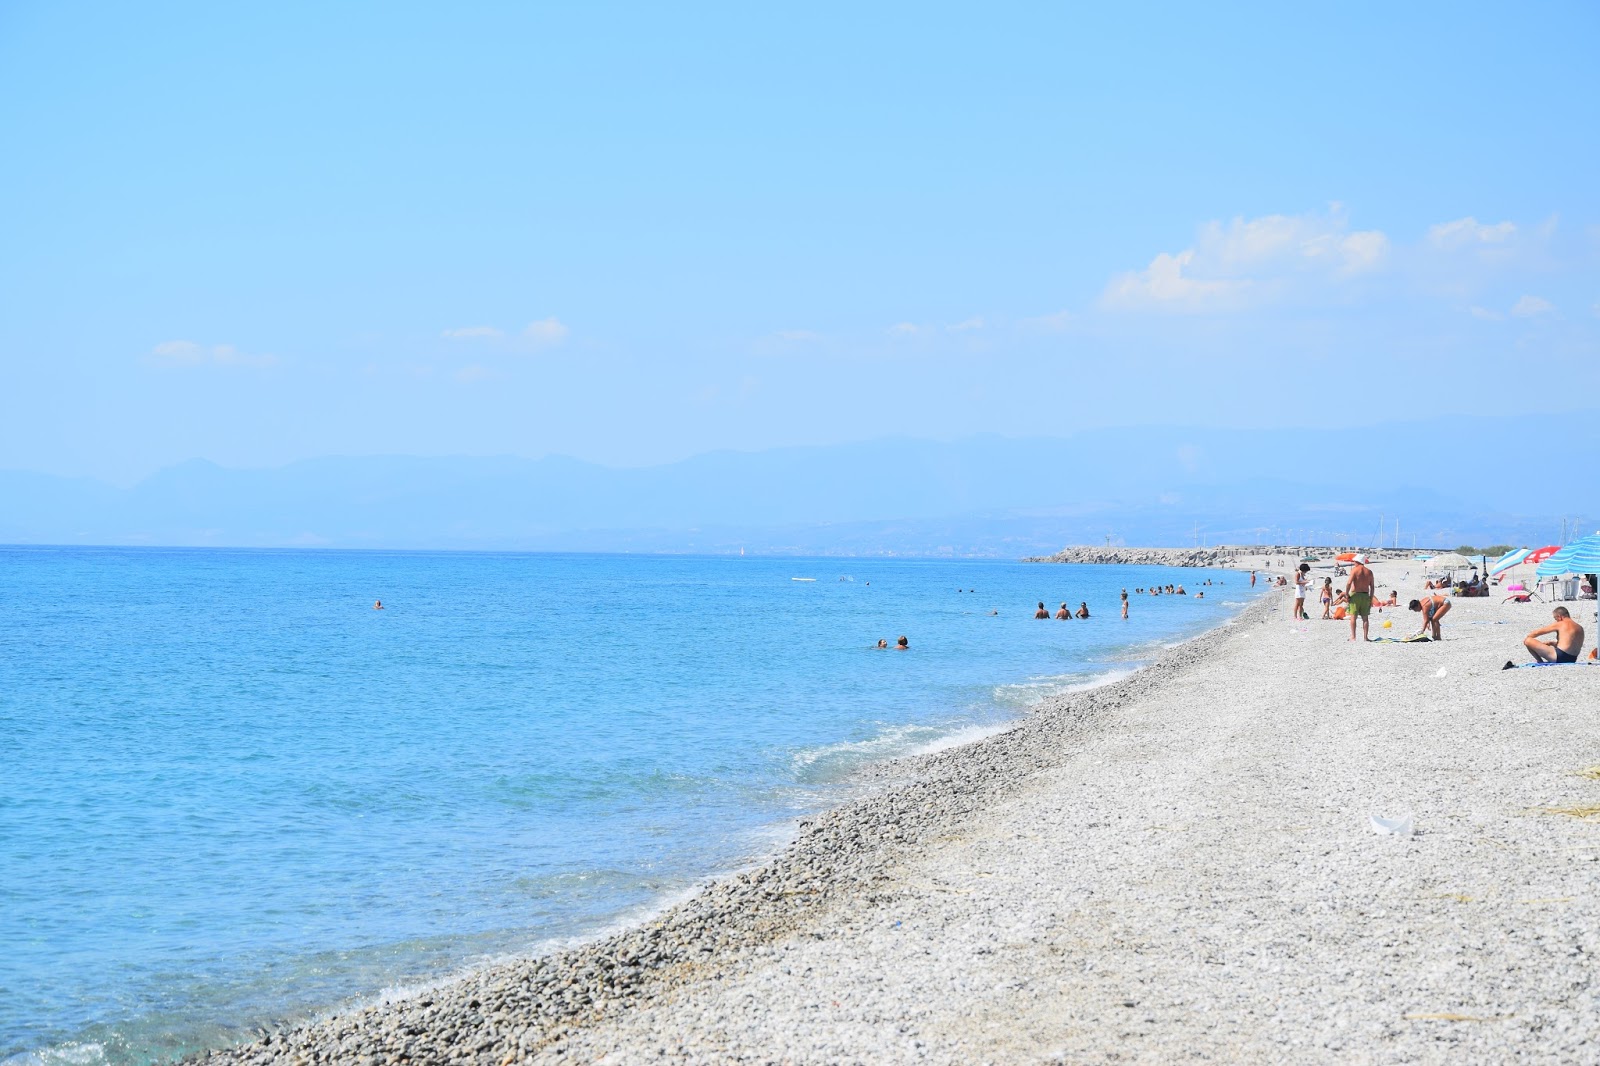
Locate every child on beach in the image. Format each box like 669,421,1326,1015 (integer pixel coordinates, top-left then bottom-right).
1320,578,1333,619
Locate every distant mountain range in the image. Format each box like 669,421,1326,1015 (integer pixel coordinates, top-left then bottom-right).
2,412,1592,555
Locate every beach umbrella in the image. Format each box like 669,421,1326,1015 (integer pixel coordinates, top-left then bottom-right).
1424,552,1474,570
1524,545,1562,566
1488,547,1531,577
1536,533,1600,577
1335,551,1358,562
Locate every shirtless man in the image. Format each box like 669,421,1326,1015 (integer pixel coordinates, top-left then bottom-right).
1034,601,1050,619
1408,593,1452,640
1345,553,1377,642
1522,607,1585,663
1054,602,1071,620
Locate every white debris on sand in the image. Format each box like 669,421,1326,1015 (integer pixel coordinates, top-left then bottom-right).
201,562,1599,1064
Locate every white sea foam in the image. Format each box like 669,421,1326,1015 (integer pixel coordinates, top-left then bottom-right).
3,1043,107,1066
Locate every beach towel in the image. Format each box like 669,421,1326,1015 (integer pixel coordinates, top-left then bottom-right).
1372,635,1432,643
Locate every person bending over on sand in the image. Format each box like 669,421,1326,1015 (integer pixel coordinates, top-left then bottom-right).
1076,602,1090,618
1346,553,1377,642
1034,601,1050,619
1520,607,1585,664
895,635,909,650
1055,602,1071,619
1408,593,1451,640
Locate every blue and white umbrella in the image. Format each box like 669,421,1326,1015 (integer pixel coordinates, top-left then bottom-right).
1535,532,1600,578
1489,547,1531,576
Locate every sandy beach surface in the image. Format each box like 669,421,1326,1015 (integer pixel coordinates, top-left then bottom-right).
204,560,1599,1065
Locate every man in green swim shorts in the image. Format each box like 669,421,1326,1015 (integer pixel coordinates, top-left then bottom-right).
1346,553,1377,642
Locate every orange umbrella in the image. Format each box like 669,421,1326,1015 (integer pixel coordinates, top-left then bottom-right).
1335,551,1357,562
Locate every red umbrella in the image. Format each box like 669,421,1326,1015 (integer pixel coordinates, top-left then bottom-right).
1524,545,1562,565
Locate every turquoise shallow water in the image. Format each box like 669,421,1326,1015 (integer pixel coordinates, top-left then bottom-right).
0,547,1254,1064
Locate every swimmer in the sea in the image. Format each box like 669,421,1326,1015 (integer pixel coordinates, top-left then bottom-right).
875,639,888,649
373,600,384,610
1034,602,1050,619
1076,602,1090,619
1054,602,1071,620
895,635,909,650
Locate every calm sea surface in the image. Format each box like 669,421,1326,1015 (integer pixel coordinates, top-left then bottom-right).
0,547,1256,1064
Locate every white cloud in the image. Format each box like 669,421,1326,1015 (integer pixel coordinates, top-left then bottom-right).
441,326,504,339
1469,306,1504,322
1510,294,1554,317
887,322,924,336
1427,217,1516,249
1102,250,1252,313
1101,207,1387,313
148,340,276,368
522,317,569,347
946,317,984,333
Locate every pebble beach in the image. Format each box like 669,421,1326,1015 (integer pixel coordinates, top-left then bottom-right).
200,558,1600,1065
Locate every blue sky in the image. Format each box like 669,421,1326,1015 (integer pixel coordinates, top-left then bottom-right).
2,1,1596,484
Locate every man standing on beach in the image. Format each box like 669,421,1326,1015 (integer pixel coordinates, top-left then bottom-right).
1345,554,1377,642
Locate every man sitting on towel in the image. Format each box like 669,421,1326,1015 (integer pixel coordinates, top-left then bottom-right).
1522,606,1586,664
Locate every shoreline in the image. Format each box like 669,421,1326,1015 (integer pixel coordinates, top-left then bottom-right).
199,561,1599,1063
197,595,1266,1064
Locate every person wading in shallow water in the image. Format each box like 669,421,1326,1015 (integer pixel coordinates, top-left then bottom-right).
1054,602,1071,620
1034,602,1050,619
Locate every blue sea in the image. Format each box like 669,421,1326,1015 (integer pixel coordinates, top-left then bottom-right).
0,547,1255,1064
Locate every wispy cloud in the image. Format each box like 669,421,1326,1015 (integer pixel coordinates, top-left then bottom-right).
1018,309,1075,333
886,322,924,337
1101,206,1388,313
441,325,504,339
1511,294,1554,317
1427,217,1516,249
945,317,984,333
522,317,569,347
148,340,278,368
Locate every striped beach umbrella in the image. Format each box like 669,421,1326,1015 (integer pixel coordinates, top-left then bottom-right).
1534,533,1600,577
1488,547,1531,576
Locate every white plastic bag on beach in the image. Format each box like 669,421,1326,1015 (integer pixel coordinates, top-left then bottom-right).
1369,812,1413,836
